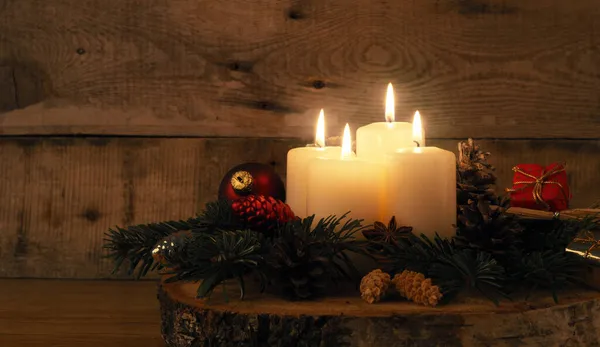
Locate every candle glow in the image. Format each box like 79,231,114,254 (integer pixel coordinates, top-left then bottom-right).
341,124,353,159
356,83,413,160
385,83,395,123
315,109,326,147
412,110,423,147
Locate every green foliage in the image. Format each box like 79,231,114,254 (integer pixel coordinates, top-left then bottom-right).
193,199,244,232
105,201,367,300
383,234,456,275
104,138,599,305
103,217,205,279
164,230,264,300
265,213,367,299
508,250,584,303
429,249,507,304
381,233,506,304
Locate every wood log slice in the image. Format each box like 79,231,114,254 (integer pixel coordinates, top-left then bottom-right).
158,279,600,347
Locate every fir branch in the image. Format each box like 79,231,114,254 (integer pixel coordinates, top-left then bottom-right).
383,234,506,304
511,250,584,303
104,199,244,279
104,218,205,279
429,250,507,305
193,199,244,232
165,229,264,300
384,233,458,275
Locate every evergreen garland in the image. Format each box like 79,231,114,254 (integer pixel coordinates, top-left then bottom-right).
364,139,599,304
104,138,599,304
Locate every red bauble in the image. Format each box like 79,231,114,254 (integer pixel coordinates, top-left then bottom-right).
218,162,286,202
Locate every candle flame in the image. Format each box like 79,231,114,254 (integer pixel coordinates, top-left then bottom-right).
341,123,353,159
315,109,325,147
412,110,423,146
385,83,395,123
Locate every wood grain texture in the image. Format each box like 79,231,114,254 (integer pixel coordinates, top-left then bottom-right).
159,280,600,346
0,279,162,347
0,66,17,112
0,137,598,279
0,0,599,138
0,137,301,279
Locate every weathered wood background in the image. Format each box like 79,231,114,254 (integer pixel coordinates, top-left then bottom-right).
0,0,598,278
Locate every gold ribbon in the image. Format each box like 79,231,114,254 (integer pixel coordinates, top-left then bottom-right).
506,165,568,211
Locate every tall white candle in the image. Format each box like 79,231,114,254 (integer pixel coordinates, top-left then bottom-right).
307,124,387,236
356,83,414,161
286,109,341,217
385,112,456,239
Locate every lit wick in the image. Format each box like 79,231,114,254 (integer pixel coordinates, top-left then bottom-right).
412,110,424,148
315,109,326,148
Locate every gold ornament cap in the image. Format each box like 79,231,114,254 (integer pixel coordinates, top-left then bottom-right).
231,170,254,194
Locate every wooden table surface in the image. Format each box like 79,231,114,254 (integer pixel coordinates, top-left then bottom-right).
0,279,164,347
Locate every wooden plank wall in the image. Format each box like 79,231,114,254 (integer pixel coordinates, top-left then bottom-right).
0,0,598,278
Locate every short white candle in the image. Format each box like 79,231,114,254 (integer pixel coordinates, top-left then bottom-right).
307,124,387,237
356,83,414,161
385,112,456,239
286,109,341,217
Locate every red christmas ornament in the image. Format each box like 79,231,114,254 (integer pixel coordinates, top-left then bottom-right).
218,162,286,201
507,163,571,212
231,195,296,231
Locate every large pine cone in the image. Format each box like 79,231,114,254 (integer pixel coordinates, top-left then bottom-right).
266,230,332,300
392,270,442,307
455,139,521,255
455,195,520,254
231,195,295,232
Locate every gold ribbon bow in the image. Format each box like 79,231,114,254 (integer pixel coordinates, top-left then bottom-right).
506,165,568,211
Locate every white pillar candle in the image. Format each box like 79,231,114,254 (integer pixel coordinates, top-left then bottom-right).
307,124,387,237
356,83,414,161
385,112,456,239
286,109,341,217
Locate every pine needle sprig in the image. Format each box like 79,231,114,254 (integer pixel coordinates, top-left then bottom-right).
165,229,264,300
192,199,244,232
385,233,458,275
428,250,507,305
511,250,584,303
104,218,206,279
310,212,365,242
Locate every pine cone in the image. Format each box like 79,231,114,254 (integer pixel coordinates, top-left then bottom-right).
455,139,521,254
267,245,330,300
360,269,391,304
392,270,442,307
231,195,295,231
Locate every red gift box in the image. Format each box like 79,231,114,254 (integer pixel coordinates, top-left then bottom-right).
507,163,571,212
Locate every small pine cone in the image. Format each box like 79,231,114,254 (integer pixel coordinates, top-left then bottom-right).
360,269,391,304
231,195,295,232
392,270,443,307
